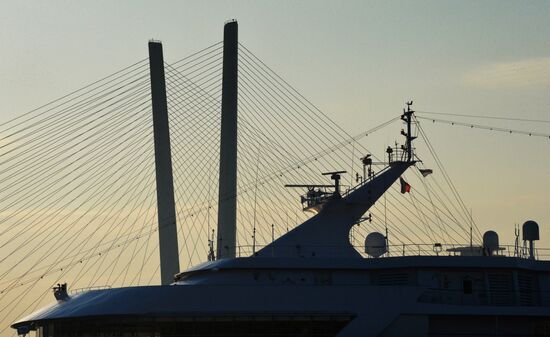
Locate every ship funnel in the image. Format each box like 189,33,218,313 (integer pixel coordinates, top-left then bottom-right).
523,220,540,259
365,232,387,258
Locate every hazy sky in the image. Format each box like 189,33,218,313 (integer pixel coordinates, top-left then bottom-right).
1,0,550,256
0,1,550,334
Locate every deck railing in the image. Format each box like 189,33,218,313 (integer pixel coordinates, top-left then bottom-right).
69,285,111,295
228,243,550,260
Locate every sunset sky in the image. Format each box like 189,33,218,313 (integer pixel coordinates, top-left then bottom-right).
0,0,550,334
1,0,549,250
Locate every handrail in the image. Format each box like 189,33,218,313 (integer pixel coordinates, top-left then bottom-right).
342,165,392,197
224,243,550,260
69,285,111,295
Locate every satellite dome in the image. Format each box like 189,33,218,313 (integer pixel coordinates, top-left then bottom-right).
482,230,499,254
365,232,387,258
523,220,540,241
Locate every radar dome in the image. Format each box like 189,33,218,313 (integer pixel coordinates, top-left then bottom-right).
365,232,387,258
483,230,499,254
523,220,540,241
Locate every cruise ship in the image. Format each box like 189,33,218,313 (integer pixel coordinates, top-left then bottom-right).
11,21,550,337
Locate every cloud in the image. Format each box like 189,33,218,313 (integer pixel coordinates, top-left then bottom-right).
462,56,550,89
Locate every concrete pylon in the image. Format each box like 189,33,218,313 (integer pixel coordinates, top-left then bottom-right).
217,21,239,259
148,41,180,284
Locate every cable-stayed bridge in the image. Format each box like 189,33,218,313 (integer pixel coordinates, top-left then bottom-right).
0,25,485,336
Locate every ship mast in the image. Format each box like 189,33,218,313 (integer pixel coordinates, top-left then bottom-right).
402,101,416,162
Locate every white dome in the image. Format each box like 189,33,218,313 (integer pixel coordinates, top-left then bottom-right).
523,220,540,241
483,230,499,253
365,232,387,258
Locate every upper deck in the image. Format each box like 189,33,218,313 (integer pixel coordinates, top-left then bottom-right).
181,253,550,274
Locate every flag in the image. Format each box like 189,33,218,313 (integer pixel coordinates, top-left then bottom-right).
419,168,433,177
400,177,411,194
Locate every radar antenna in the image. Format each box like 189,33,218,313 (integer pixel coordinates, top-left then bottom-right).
285,171,346,213
321,170,347,195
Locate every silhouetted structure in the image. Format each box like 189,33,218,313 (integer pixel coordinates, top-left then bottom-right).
217,21,239,259
148,41,180,284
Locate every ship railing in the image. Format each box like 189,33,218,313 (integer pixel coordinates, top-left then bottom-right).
231,243,550,260
387,147,410,164
341,154,414,197
69,285,111,295
380,243,550,260
418,287,550,307
341,165,392,197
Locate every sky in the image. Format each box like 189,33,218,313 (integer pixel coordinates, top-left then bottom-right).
0,0,549,250
1,0,549,239
0,0,550,332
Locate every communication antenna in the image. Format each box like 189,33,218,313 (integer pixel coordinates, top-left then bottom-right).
252,227,256,255
208,229,216,261
399,101,417,162
386,146,393,163
514,224,520,257
361,154,373,181
206,159,213,260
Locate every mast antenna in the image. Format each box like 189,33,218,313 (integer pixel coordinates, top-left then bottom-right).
208,230,216,261
401,101,417,162
514,224,520,257
252,227,256,255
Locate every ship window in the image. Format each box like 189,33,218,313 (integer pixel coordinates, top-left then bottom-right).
41,315,354,337
463,278,473,294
